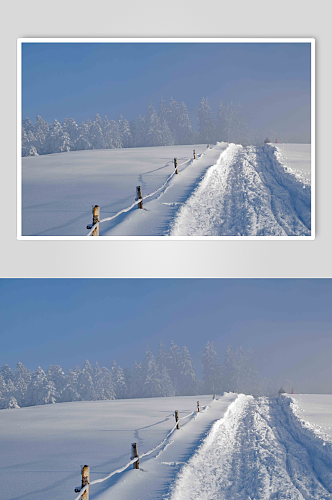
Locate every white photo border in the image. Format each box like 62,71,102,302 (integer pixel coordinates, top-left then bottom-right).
17,37,315,241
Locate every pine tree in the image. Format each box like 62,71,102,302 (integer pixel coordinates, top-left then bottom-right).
141,347,161,398
202,341,221,394
111,361,127,399
14,362,31,407
145,103,163,147
78,360,97,401
94,364,115,400
178,346,199,395
47,365,65,401
60,366,81,402
43,119,71,154
198,98,217,144
118,115,132,148
89,114,106,150
166,341,181,394
25,366,56,406
0,365,13,384
177,102,196,145
33,115,49,153
0,374,7,408
62,118,79,148
167,97,180,142
73,121,92,151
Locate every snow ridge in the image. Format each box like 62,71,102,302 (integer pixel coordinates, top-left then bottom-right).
168,396,332,500
170,145,311,236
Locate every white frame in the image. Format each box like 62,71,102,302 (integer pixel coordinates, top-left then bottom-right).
17,38,315,240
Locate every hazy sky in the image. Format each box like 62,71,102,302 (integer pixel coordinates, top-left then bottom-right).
1,279,330,390
22,41,312,142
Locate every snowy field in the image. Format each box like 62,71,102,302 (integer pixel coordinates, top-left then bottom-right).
21,144,211,236
0,394,235,500
1,393,332,500
274,144,311,184
21,143,312,237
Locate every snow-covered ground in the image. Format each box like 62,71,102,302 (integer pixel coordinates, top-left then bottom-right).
170,394,332,500
21,142,312,237
170,144,311,237
21,144,211,236
0,394,236,500
1,393,331,500
274,144,311,184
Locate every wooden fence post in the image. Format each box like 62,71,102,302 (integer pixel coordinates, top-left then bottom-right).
131,443,139,469
213,394,216,400
86,206,100,236
74,465,90,500
193,149,196,159
174,157,178,174
197,401,200,412
175,410,180,429
207,144,210,149
136,186,143,209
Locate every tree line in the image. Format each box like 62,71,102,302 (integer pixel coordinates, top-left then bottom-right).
22,97,249,157
0,341,282,410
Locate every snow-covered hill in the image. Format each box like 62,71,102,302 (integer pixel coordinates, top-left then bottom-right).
21,143,312,237
1,393,331,500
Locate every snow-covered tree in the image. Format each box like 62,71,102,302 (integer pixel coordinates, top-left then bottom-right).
94,364,115,400
89,114,106,150
178,346,200,395
167,97,180,141
43,119,71,154
141,347,161,398
78,360,97,401
166,341,181,394
145,103,163,147
34,115,49,153
177,102,196,145
60,366,81,402
14,362,31,406
0,365,13,384
118,115,132,148
202,341,222,394
73,121,92,151
62,118,79,148
198,98,217,144
47,365,65,401
111,361,127,399
25,366,56,406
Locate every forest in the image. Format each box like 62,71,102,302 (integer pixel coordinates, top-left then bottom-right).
22,97,250,157
0,341,285,410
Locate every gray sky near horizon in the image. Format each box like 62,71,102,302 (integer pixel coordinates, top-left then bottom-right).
1,279,330,392
22,42,312,143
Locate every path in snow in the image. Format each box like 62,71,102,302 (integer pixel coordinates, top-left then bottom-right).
170,145,311,236
169,396,332,500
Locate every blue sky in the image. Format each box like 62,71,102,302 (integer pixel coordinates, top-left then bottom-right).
22,42,312,142
1,279,330,387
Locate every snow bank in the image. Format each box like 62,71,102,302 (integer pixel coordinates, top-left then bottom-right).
279,394,332,492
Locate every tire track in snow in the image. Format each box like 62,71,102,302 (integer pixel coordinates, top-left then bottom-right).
168,396,332,500
169,145,311,236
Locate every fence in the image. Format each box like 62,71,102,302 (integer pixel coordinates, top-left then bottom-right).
86,147,208,236
73,398,215,500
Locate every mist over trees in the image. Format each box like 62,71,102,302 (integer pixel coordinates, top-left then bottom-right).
0,341,299,410
22,97,251,157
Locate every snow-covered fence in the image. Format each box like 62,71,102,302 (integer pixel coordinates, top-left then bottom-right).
86,152,203,236
73,402,210,500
